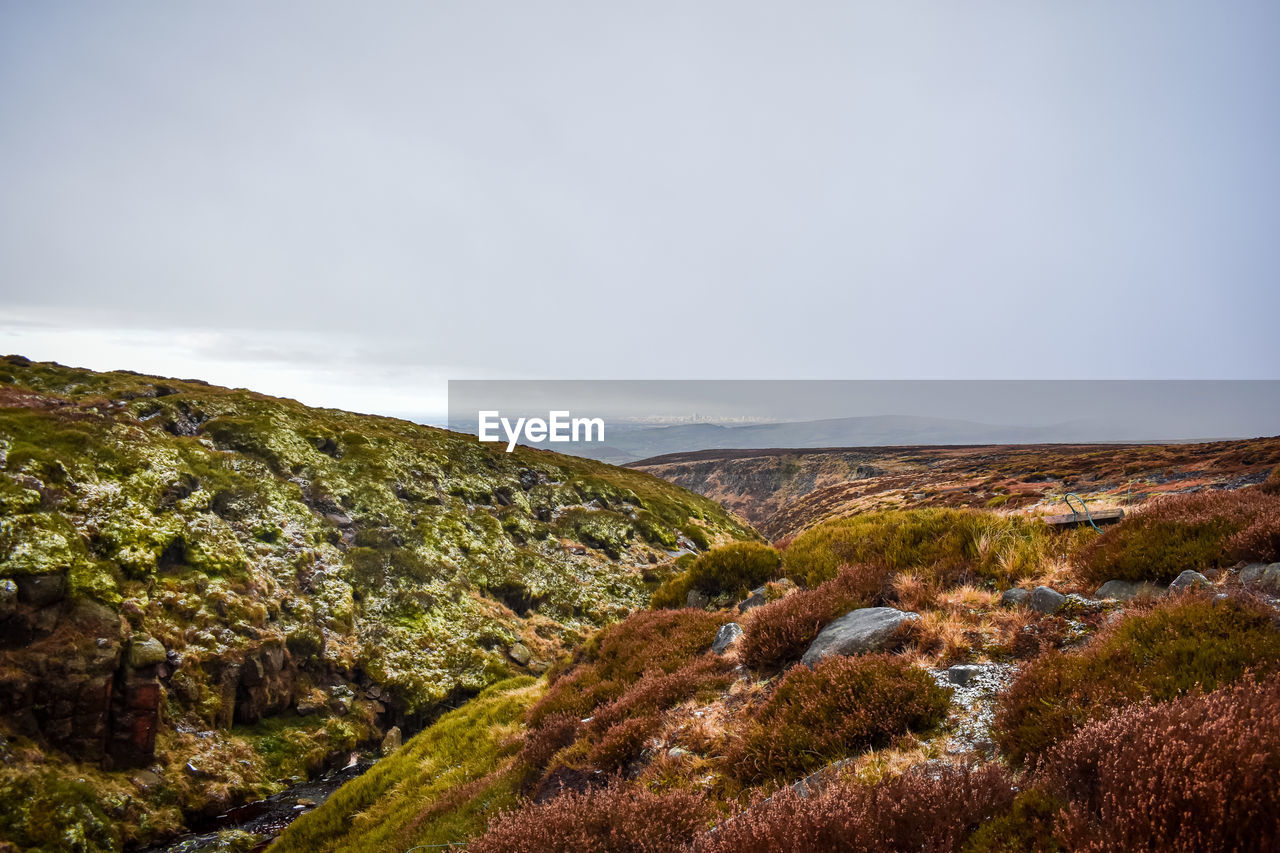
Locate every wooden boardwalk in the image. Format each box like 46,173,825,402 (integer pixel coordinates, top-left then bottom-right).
1041,508,1125,528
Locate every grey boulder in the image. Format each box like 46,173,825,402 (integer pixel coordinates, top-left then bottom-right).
1240,563,1280,594
1169,570,1210,593
947,664,985,686
1028,586,1066,614
712,622,744,654
999,588,1030,608
1094,580,1165,601
801,607,919,667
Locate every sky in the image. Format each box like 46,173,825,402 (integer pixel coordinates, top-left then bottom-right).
2,1,1278,421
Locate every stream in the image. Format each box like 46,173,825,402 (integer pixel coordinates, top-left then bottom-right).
137,756,375,853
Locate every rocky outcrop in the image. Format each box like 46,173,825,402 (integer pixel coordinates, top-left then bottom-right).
801,607,918,666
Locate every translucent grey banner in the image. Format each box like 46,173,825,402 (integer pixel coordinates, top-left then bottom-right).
447,380,1280,465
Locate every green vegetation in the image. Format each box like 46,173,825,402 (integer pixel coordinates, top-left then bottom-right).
0,356,755,850
780,508,1076,589
651,542,781,608
1076,488,1280,585
273,677,539,853
993,593,1280,765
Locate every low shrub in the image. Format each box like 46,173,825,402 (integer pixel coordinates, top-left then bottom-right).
518,713,581,777
738,564,885,670
993,593,1280,766
588,713,662,771
587,656,734,735
469,785,713,853
728,654,951,783
651,543,781,608
781,509,1058,588
1036,673,1280,852
1076,488,1280,585
961,788,1065,853
694,763,1015,853
528,609,725,726
1262,464,1280,496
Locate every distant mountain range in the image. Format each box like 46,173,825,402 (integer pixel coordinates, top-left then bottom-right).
517,414,1236,464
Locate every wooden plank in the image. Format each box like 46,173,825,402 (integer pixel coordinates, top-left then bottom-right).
1041,508,1125,528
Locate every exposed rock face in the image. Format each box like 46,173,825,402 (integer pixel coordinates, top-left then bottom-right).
801,607,918,666
1028,586,1067,614
1095,580,1165,601
712,622,744,654
0,596,124,764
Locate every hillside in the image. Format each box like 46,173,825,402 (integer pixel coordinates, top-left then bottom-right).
0,356,755,852
633,438,1280,538
276,474,1280,853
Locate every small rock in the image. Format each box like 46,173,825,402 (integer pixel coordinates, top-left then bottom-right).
999,588,1030,608
1239,564,1267,586
1028,586,1066,614
130,770,161,792
129,637,168,669
712,623,744,654
296,797,316,807
381,726,402,755
737,592,766,614
508,643,532,666
1094,580,1165,601
686,589,710,610
1259,564,1280,595
1169,570,1210,593
801,607,919,666
527,659,550,675
947,664,985,686
668,747,690,759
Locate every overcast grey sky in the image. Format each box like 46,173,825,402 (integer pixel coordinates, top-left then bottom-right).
2,2,1278,418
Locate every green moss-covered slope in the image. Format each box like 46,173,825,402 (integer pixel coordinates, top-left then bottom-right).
0,355,755,852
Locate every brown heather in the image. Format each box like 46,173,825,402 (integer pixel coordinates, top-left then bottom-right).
1036,673,1280,852
1262,463,1280,495
738,564,886,670
728,654,951,783
528,609,725,726
993,593,1280,766
1077,488,1280,585
587,655,734,735
694,763,1015,853
469,785,714,853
